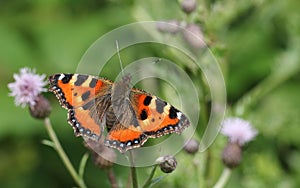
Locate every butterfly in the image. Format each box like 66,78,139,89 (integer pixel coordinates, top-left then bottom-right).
49,73,190,153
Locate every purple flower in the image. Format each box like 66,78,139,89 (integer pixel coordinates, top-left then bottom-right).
221,117,258,146
8,67,47,108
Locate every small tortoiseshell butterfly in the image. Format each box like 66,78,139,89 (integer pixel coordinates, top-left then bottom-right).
49,73,190,153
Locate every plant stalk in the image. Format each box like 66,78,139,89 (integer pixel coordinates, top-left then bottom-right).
44,118,87,188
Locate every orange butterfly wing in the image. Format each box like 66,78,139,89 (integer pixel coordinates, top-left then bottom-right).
49,74,190,153
49,74,112,139
105,89,190,152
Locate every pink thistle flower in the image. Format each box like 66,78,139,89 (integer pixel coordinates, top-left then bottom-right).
221,117,258,146
8,68,47,108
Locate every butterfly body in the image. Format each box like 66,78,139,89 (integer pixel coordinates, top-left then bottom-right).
49,73,190,153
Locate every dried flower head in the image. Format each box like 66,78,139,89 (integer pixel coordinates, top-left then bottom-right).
221,117,258,146
183,139,199,154
181,0,197,14
8,68,47,108
156,155,177,173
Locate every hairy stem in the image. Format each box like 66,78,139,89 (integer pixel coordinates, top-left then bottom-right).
44,118,87,188
128,151,138,188
212,167,231,188
142,165,158,188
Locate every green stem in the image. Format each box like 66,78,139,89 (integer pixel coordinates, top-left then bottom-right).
44,118,87,188
212,167,231,188
128,151,138,188
196,148,210,188
79,153,89,179
142,165,158,188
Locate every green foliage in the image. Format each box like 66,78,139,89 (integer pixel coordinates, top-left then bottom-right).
1,0,300,187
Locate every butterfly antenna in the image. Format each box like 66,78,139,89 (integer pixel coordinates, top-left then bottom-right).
116,40,124,76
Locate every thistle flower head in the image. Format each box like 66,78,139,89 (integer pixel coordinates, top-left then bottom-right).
8,68,47,108
221,117,258,146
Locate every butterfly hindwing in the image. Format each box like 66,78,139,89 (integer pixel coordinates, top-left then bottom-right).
104,91,190,152
134,93,190,137
105,123,148,152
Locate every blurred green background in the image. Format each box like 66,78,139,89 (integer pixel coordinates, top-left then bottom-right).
1,0,300,187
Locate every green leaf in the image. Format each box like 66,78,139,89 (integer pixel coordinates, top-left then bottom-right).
252,83,300,145
149,176,165,188
41,139,55,148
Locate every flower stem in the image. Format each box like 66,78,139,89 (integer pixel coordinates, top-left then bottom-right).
196,151,207,188
142,165,158,188
106,168,118,188
44,118,87,188
128,151,138,188
212,167,232,188
79,153,89,179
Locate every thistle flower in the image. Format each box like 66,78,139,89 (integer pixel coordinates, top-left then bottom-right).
221,117,258,146
156,155,177,173
221,117,258,168
8,67,47,108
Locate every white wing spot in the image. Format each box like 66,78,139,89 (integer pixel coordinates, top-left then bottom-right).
58,74,65,80
177,112,182,119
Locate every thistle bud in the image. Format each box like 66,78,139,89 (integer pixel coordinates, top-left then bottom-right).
182,24,205,49
222,142,242,168
220,117,258,168
29,94,51,119
156,20,181,34
181,0,197,14
183,139,199,154
156,155,177,173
